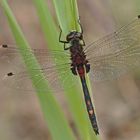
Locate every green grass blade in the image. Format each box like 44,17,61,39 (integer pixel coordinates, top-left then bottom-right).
1,1,76,140
52,1,99,139
52,0,79,34
33,0,99,139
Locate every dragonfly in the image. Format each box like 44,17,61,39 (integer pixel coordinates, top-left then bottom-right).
1,15,140,135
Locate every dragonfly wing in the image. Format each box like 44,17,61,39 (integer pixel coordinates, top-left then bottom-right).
0,44,70,67
86,16,140,81
0,45,77,94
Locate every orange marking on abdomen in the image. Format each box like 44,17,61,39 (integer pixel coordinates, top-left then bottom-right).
87,100,91,106
89,109,94,115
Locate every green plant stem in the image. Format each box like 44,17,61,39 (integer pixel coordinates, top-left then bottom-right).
1,1,76,140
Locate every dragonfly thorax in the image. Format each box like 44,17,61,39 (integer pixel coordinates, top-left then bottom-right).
70,45,90,76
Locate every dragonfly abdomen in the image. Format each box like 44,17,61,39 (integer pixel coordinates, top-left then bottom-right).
80,76,99,135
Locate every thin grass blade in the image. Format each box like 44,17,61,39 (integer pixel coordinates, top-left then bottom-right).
1,1,76,140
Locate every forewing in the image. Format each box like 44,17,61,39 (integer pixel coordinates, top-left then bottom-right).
85,16,140,81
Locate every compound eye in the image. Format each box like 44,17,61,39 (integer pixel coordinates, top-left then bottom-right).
66,35,72,42
66,32,75,41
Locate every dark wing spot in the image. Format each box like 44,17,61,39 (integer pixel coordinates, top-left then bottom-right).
7,72,14,76
138,15,140,19
2,44,8,48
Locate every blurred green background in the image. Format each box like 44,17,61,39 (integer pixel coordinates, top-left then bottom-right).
0,0,140,140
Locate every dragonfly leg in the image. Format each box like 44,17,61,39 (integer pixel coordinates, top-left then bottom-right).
59,26,69,44
64,44,70,50
78,18,83,34
78,18,86,46
59,26,70,50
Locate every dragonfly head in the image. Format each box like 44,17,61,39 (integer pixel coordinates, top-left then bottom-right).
66,31,83,42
